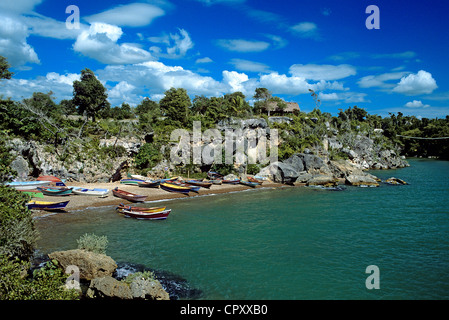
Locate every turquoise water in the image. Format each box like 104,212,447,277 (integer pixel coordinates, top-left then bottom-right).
35,159,449,299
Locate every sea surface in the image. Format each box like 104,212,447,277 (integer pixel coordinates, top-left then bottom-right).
34,158,449,299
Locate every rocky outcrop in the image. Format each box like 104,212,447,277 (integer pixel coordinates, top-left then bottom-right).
345,174,379,187
130,278,170,300
86,276,133,299
48,249,117,281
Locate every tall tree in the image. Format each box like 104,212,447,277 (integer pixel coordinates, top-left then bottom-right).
72,68,109,121
159,87,191,127
0,56,13,80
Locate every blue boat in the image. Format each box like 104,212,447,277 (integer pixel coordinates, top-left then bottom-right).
120,178,146,185
26,200,70,211
239,180,259,188
37,186,73,196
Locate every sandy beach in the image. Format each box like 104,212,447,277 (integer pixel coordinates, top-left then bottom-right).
30,181,288,218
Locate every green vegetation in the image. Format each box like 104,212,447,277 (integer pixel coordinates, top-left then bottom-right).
122,271,156,285
76,233,108,255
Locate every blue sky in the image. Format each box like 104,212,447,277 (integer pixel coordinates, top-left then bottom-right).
0,0,448,118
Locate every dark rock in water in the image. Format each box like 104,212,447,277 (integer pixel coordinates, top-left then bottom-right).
114,262,203,300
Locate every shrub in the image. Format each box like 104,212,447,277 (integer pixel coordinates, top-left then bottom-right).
76,233,108,255
122,271,156,285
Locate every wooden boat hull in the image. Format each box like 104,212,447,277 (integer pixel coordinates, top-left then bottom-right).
37,175,63,182
138,181,160,188
37,187,73,196
185,180,212,188
72,187,109,197
6,181,51,190
120,209,171,220
112,188,147,202
116,204,166,212
247,177,263,185
207,171,223,180
160,183,191,194
222,179,240,184
239,180,259,188
26,200,70,211
120,179,146,185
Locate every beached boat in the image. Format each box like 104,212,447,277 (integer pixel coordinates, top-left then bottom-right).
160,182,192,194
222,179,240,184
72,187,109,197
112,187,147,202
130,174,149,180
120,209,171,220
120,178,146,185
26,200,70,211
116,203,166,212
207,171,223,180
247,176,263,185
37,175,62,182
239,180,259,188
208,179,222,185
17,189,44,198
37,186,73,196
138,180,161,188
5,180,51,190
185,180,212,189
166,181,200,193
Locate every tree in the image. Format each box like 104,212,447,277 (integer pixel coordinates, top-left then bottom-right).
159,87,191,127
72,68,109,122
0,56,13,80
253,88,272,115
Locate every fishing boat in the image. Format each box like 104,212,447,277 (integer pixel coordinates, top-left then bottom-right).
5,180,51,190
116,203,166,212
112,187,147,202
137,180,161,188
222,179,240,185
37,175,66,186
17,189,44,198
120,209,171,220
72,187,109,197
166,181,200,193
208,179,222,185
26,200,70,211
120,178,146,185
37,186,73,196
185,180,212,189
160,182,192,194
247,177,263,185
239,180,259,188
207,171,223,180
130,174,149,180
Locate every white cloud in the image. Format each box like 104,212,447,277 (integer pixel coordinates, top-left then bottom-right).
196,57,213,64
0,14,39,67
290,22,319,39
73,22,153,64
229,59,271,73
108,81,143,106
289,64,356,81
357,72,406,89
318,92,368,104
85,3,165,27
22,13,87,40
393,70,438,95
0,0,42,14
216,39,270,52
149,28,194,59
404,100,430,108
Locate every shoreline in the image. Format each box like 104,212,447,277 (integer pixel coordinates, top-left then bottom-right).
30,181,289,218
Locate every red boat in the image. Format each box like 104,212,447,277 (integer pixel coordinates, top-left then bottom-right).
37,175,63,182
112,187,147,202
120,209,171,220
116,203,166,212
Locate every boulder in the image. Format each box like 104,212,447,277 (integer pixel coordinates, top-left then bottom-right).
257,161,298,184
294,171,313,185
345,174,379,187
283,154,304,172
130,278,170,300
10,156,30,181
307,174,338,187
48,249,117,281
385,177,408,185
86,276,132,299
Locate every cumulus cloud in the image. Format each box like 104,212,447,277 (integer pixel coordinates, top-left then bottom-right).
393,70,438,95
290,64,356,81
0,14,39,67
357,72,406,89
216,39,270,52
404,100,430,108
290,22,320,39
73,22,154,64
85,3,165,27
149,28,194,59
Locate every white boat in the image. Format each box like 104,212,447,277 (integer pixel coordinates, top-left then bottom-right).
71,187,109,197
130,174,149,181
5,180,52,190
